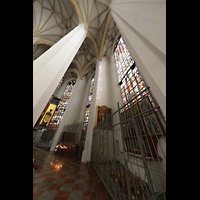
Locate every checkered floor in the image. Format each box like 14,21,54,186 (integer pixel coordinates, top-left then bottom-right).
33,147,99,200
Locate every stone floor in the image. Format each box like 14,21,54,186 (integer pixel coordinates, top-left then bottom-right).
33,147,99,200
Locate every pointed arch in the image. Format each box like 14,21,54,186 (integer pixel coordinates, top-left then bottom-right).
80,58,97,79
34,38,55,46
65,68,79,78
72,59,82,75
87,31,99,58
70,0,84,24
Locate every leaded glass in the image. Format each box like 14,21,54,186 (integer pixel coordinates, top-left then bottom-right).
114,37,134,83
114,36,164,139
49,80,76,129
83,74,95,130
114,37,147,104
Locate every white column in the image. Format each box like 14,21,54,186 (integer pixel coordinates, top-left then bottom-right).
81,57,112,162
65,76,87,124
110,53,123,110
33,23,88,126
78,73,94,124
110,0,166,117
50,75,87,151
95,57,112,108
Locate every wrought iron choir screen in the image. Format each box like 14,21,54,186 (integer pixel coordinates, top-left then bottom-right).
91,87,166,200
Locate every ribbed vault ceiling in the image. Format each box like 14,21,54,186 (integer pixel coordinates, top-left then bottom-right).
33,0,119,78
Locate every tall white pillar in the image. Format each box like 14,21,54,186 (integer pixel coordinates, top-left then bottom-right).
81,56,112,162
65,76,87,124
110,0,166,117
50,75,87,151
95,57,112,108
33,23,88,126
78,73,95,124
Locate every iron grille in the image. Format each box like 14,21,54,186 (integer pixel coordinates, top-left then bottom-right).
91,87,166,200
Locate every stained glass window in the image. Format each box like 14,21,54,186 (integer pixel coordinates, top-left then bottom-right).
49,80,76,129
83,74,95,130
113,36,166,160
115,36,165,133
114,37,134,84
114,37,149,104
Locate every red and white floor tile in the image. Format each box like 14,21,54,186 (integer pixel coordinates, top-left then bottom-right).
33,147,98,200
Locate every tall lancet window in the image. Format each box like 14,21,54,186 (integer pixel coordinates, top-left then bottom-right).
49,80,76,129
114,36,148,105
114,36,165,138
83,74,95,130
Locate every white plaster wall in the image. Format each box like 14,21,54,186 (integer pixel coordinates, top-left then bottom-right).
110,0,166,55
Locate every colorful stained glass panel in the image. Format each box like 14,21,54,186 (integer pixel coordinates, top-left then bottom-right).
83,74,95,130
